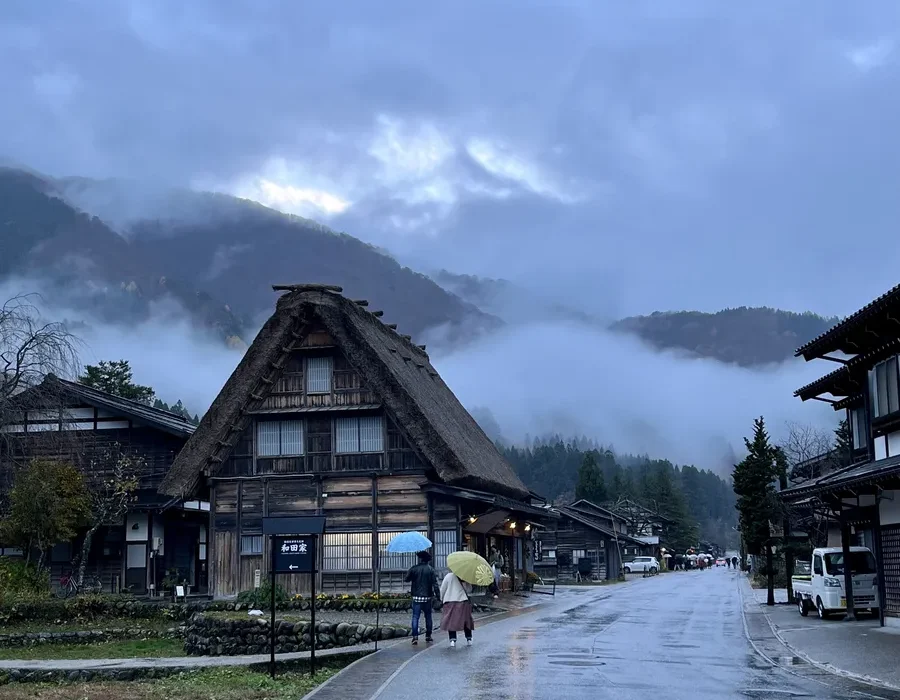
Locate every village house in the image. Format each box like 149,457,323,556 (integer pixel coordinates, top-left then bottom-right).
533,499,647,581
0,375,205,595
605,498,675,560
780,282,900,627
158,284,554,598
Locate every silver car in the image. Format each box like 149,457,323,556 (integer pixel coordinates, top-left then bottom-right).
624,556,660,574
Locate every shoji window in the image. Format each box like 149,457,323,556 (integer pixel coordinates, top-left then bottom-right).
307,357,333,394
335,416,384,453
257,420,305,456
323,532,372,571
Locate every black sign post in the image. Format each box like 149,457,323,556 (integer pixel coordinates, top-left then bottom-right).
262,516,326,679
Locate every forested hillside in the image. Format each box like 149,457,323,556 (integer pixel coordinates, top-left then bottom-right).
501,437,737,549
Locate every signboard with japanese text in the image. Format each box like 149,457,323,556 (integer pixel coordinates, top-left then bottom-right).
272,536,316,573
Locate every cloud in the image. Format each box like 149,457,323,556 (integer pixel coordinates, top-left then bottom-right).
0,277,240,413
429,318,835,473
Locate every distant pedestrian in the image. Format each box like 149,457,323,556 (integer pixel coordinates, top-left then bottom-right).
489,546,504,597
726,558,731,569
440,570,474,648
732,556,738,569
405,551,439,645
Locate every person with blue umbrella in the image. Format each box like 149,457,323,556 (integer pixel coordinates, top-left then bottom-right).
405,550,440,644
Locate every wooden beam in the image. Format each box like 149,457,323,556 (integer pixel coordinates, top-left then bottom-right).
272,284,343,293
386,323,398,330
820,355,849,364
354,300,369,307
371,310,384,318
811,396,837,405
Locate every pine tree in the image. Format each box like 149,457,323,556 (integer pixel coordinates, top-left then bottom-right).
575,452,607,504
79,360,155,404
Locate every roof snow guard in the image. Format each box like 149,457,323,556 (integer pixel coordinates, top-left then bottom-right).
795,283,900,361
159,284,529,500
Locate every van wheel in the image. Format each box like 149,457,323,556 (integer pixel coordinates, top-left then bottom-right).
816,598,829,619
623,566,632,574
798,596,809,617
871,607,881,618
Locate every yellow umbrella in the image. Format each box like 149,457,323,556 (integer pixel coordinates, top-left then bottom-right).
447,551,494,586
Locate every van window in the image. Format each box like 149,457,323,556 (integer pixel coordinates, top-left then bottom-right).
813,555,823,575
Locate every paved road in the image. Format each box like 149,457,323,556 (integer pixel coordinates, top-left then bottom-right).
355,570,900,700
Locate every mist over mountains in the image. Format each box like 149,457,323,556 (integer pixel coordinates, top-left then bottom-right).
0,166,838,471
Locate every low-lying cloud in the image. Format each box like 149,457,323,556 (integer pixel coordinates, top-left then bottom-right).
2,276,836,474
430,319,835,473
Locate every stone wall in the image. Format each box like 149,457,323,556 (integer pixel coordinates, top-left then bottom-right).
0,627,184,648
183,614,410,656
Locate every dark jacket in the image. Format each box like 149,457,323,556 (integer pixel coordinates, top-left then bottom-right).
405,563,440,599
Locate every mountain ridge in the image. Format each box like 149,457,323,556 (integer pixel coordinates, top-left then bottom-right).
0,167,838,367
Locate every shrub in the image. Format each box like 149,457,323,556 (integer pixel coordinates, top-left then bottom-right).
0,558,50,596
236,580,288,609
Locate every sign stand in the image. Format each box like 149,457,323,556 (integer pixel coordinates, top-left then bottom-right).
262,516,327,679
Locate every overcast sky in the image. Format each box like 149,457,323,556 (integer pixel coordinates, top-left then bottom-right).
3,1,900,318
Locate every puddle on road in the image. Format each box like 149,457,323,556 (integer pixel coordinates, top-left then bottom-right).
547,652,607,667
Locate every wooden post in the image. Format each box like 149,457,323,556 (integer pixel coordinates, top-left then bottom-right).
840,515,857,621
310,538,317,678
269,534,276,679
872,502,887,627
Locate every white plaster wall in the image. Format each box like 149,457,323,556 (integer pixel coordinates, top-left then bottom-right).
881,491,900,525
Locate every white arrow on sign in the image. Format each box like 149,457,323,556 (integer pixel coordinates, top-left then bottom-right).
289,565,299,570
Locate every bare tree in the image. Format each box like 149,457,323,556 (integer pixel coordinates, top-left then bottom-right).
0,293,81,505
0,293,80,412
779,421,834,483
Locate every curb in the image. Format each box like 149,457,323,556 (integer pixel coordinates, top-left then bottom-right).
739,577,900,694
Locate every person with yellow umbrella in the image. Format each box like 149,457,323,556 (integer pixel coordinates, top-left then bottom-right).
440,551,494,648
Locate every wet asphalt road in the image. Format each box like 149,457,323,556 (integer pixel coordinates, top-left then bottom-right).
370,569,900,700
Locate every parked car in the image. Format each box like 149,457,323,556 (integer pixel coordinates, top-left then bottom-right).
624,556,659,574
793,546,879,619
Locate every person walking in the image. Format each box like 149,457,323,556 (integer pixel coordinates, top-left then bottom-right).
405,551,439,645
440,569,474,648
732,556,739,570
489,546,504,597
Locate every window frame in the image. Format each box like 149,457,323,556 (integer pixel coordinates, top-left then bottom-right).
241,535,263,556
306,356,333,395
335,415,384,454
256,420,305,458
871,356,900,419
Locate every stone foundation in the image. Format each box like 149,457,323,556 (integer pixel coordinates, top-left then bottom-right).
183,614,410,656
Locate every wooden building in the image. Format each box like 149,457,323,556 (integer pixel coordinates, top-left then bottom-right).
781,282,900,626
159,284,554,598
605,498,674,559
533,500,645,581
0,376,205,595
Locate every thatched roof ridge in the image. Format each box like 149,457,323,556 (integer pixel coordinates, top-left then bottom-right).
160,287,529,500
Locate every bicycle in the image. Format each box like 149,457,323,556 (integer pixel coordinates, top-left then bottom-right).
58,572,103,598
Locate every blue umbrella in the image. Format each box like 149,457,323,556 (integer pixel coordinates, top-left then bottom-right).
385,531,432,553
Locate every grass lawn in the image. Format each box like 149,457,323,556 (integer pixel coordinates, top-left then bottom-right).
0,657,357,699
0,639,184,661
0,619,177,636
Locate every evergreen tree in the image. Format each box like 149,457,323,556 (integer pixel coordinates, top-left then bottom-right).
79,360,155,404
733,416,780,605
575,451,608,504
834,418,853,466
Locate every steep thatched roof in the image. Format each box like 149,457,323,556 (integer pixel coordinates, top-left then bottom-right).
160,285,529,500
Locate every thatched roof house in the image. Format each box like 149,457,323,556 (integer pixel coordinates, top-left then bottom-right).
160,284,528,500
